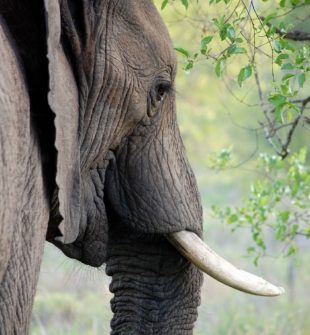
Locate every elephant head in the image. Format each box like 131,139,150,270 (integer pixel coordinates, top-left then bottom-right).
44,0,283,333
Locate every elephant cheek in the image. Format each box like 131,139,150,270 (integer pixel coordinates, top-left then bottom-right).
104,138,202,235
103,154,124,220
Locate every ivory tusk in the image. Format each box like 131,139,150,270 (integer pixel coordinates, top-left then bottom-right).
167,231,285,297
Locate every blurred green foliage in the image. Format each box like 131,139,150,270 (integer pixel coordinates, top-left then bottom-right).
212,148,310,264
163,0,310,157
32,291,112,335
32,244,310,335
160,0,310,262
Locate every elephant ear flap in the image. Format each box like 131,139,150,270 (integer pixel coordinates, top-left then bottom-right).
45,0,81,243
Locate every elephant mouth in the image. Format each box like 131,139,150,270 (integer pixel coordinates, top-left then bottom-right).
51,213,284,296
167,231,284,297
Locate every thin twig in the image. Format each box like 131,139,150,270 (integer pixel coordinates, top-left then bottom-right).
250,1,275,81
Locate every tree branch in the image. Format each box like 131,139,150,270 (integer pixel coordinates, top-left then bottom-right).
260,16,310,41
280,96,310,159
284,30,310,41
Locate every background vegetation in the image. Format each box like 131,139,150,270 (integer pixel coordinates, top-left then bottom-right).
31,1,310,334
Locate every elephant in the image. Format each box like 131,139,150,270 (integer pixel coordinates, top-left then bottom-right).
0,0,284,334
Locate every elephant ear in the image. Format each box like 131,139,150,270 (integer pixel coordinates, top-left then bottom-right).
45,0,81,243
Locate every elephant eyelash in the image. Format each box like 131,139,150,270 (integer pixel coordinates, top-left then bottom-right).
150,82,172,105
156,82,172,96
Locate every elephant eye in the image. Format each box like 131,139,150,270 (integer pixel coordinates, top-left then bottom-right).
156,82,171,101
156,83,170,102
148,81,172,117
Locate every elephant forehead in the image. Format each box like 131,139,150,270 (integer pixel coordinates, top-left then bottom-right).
111,0,176,73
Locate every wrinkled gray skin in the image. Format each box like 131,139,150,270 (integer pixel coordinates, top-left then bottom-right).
0,1,203,334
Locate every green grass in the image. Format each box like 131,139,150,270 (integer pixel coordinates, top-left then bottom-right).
32,291,112,335
31,240,310,335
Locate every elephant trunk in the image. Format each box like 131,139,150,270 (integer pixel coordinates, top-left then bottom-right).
105,224,203,335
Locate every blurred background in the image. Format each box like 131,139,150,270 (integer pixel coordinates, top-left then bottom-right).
31,1,310,334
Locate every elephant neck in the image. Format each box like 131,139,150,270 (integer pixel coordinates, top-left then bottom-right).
105,227,202,335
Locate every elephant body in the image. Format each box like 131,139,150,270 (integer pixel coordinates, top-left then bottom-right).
0,14,49,332
0,1,203,334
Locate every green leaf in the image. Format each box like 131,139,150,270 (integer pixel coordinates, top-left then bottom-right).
227,26,236,42
276,224,286,241
287,102,300,114
228,213,238,224
273,40,282,53
298,73,306,87
269,94,287,107
279,0,286,7
279,211,290,222
271,100,286,123
238,65,252,87
215,58,225,78
298,147,307,163
175,47,190,58
275,53,289,66
200,36,213,53
201,36,213,46
259,196,269,206
184,60,194,72
161,0,169,10
304,227,310,238
213,17,229,41
280,81,291,95
291,224,299,236
281,63,294,70
254,256,259,266
267,25,276,37
282,73,294,81
287,245,297,256
227,44,247,55
284,42,296,52
255,237,266,250
181,0,189,9
290,0,301,5
296,47,308,64
232,47,246,54
287,109,293,122
279,22,288,33
220,27,227,41
263,12,277,23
